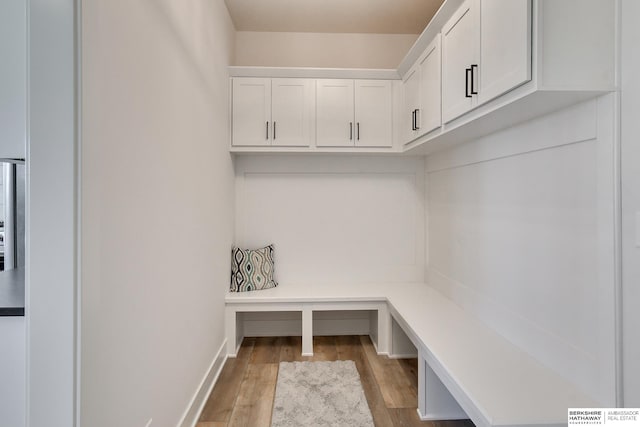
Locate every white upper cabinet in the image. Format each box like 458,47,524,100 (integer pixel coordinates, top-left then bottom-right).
402,34,442,144
230,0,614,155
0,0,27,159
271,79,315,147
478,0,531,105
442,0,531,124
317,79,392,148
416,35,442,137
316,79,355,147
398,0,614,155
232,78,271,147
402,67,420,144
354,80,392,148
233,77,393,151
442,0,480,124
232,78,315,147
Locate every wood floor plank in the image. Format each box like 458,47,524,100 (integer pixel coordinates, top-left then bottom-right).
227,363,278,427
352,337,397,427
199,335,474,427
199,338,255,422
360,336,418,408
195,422,226,427
398,358,419,391
279,335,308,362
198,358,248,422
310,335,338,361
236,337,256,359
386,360,418,408
250,336,283,364
335,334,362,361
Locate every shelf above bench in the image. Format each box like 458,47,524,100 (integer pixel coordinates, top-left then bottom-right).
402,87,612,156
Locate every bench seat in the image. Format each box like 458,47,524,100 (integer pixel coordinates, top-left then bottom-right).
225,281,391,303
225,282,600,427
386,285,599,426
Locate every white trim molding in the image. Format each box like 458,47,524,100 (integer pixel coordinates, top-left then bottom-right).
178,339,228,427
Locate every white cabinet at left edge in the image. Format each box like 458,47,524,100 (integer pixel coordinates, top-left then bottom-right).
0,0,27,159
0,316,26,427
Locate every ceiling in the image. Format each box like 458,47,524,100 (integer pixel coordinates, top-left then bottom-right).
224,0,445,35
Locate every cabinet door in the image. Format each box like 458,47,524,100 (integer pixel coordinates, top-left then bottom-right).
417,34,442,136
316,79,354,147
478,0,531,105
0,0,26,159
271,78,315,147
441,0,480,124
232,78,271,146
354,80,392,148
402,67,420,144
0,317,25,427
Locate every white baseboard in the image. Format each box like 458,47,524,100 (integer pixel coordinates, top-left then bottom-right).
178,339,228,427
233,335,244,358
388,353,418,359
370,333,389,357
417,408,468,422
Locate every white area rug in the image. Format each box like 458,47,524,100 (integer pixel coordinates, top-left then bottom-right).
271,360,375,427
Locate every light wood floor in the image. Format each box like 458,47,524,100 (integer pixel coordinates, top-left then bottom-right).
197,335,474,427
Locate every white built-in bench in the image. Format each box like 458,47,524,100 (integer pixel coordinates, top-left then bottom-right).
225,282,392,357
225,283,599,427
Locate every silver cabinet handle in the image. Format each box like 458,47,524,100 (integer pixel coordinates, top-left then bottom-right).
266,121,269,139
357,122,360,140
273,121,276,140
350,122,353,140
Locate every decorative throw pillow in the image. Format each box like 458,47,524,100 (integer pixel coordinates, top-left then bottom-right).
230,244,278,292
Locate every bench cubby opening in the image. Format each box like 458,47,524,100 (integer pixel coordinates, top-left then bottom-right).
226,299,391,357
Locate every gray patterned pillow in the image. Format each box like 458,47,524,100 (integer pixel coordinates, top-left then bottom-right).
230,244,278,292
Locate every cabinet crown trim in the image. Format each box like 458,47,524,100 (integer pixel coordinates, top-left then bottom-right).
229,66,400,80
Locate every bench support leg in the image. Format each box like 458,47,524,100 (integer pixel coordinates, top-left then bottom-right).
302,305,313,356
376,304,391,355
417,350,467,421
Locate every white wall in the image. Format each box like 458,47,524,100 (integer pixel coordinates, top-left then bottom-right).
621,0,640,407
235,31,417,69
27,0,77,425
426,96,617,405
80,1,235,426
235,155,425,285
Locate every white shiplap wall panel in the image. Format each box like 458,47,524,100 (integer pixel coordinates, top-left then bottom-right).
426,96,617,405
235,156,425,285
